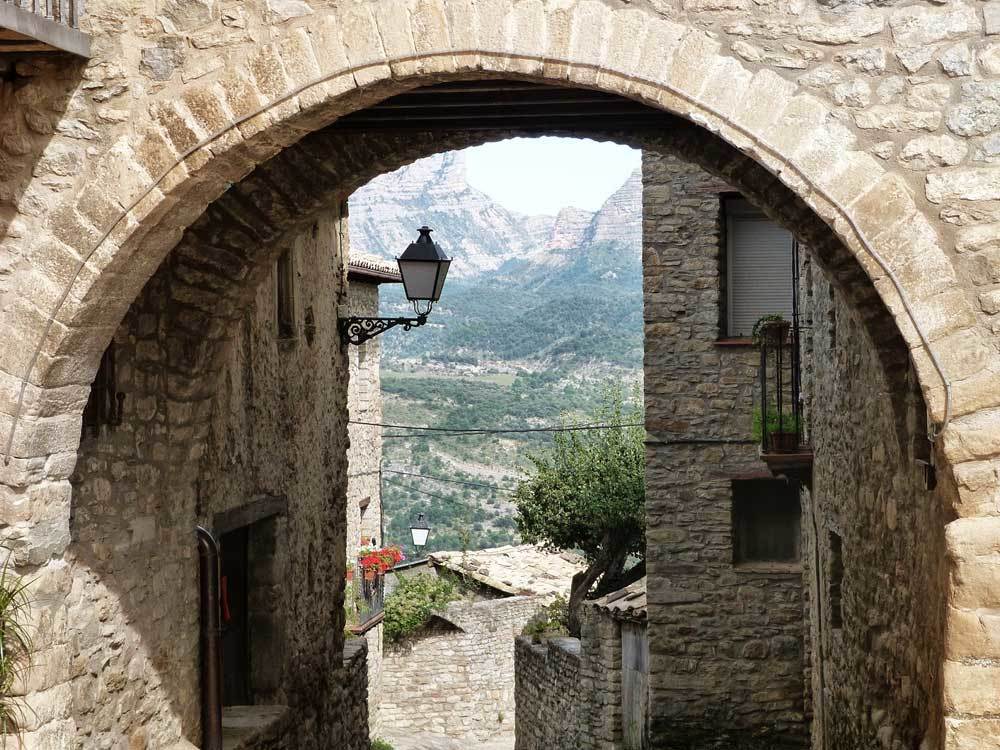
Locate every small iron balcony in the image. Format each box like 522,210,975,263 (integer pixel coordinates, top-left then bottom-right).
1,0,90,57
756,318,813,486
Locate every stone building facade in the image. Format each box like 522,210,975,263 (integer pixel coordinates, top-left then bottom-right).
1,0,999,747
345,252,399,740
642,150,809,746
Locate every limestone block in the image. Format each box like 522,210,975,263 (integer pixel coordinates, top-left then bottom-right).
906,83,953,112
411,0,455,75
854,106,942,132
980,291,1000,315
667,31,721,98
986,5,1000,36
505,0,546,78
947,607,1000,660
979,43,1000,76
699,56,754,120
850,173,918,245
944,661,1000,715
267,0,312,23
630,17,686,92
476,0,514,73
568,1,611,86
373,0,420,78
158,0,217,32
940,43,975,78
927,168,1000,203
889,5,980,49
899,135,968,171
797,9,883,45
336,3,389,86
948,82,1000,137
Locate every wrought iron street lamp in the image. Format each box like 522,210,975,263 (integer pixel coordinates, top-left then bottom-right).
339,226,451,346
409,512,430,548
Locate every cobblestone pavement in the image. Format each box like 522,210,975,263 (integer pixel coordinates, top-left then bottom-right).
381,732,515,750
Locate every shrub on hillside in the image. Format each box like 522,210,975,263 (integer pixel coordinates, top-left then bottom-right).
383,574,460,642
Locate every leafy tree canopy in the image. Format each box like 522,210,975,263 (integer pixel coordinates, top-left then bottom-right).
515,387,645,633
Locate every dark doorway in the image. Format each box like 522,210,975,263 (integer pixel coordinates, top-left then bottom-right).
220,526,250,706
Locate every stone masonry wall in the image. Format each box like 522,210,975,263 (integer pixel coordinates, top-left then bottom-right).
514,636,585,750
62,208,352,747
341,638,372,750
4,1,1000,744
381,595,543,742
346,270,389,737
799,255,948,750
642,149,808,746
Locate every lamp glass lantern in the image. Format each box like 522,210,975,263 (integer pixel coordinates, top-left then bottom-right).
397,226,451,313
409,512,430,548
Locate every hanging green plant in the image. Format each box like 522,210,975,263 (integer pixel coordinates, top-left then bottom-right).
0,553,32,743
750,314,788,346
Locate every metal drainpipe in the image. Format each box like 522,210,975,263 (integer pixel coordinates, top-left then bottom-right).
196,526,224,750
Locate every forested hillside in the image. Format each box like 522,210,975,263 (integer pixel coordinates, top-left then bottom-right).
349,149,643,557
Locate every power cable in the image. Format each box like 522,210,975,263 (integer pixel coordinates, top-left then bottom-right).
351,418,639,433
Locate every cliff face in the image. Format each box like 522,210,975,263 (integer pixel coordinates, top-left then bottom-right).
349,153,641,281
348,150,642,368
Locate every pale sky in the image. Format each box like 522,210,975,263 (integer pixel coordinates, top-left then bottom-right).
464,137,641,216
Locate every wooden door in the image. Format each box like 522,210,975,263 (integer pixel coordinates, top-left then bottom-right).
622,622,649,750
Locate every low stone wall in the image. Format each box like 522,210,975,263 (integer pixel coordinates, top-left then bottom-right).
514,636,585,750
231,641,369,750
380,596,543,741
342,638,372,750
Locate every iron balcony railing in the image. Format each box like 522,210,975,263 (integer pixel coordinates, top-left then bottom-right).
355,566,385,628
1,0,91,56
757,319,805,454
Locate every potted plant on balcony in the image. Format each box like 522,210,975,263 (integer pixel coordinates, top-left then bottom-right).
358,545,405,581
752,407,800,452
751,314,790,346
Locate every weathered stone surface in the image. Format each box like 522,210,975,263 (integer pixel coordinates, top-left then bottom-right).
900,135,969,171
383,597,543,742
927,168,1000,203
940,43,975,77
1,2,999,748
855,106,942,132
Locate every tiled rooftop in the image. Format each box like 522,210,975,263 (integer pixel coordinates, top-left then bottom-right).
428,544,587,600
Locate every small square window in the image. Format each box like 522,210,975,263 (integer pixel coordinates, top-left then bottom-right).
732,479,801,564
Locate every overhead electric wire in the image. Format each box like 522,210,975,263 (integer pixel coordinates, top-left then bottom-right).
349,418,644,438
383,468,517,494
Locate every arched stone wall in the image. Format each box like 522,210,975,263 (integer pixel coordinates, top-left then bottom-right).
0,0,997,746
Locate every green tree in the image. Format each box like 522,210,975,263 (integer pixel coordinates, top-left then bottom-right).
514,388,645,635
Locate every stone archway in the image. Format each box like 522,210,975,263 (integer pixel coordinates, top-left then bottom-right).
0,2,998,746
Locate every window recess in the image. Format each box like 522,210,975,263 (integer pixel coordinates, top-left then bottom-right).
724,198,795,338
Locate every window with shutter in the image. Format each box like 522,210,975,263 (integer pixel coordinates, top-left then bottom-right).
725,199,795,338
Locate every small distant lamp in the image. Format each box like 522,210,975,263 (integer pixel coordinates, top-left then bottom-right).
410,513,430,548
339,226,452,346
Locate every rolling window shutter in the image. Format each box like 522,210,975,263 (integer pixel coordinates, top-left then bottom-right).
727,203,794,337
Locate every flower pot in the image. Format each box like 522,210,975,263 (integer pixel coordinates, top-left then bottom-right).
768,430,799,452
364,570,376,582
345,569,354,582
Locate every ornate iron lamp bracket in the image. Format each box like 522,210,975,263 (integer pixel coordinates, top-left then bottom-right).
338,314,428,346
